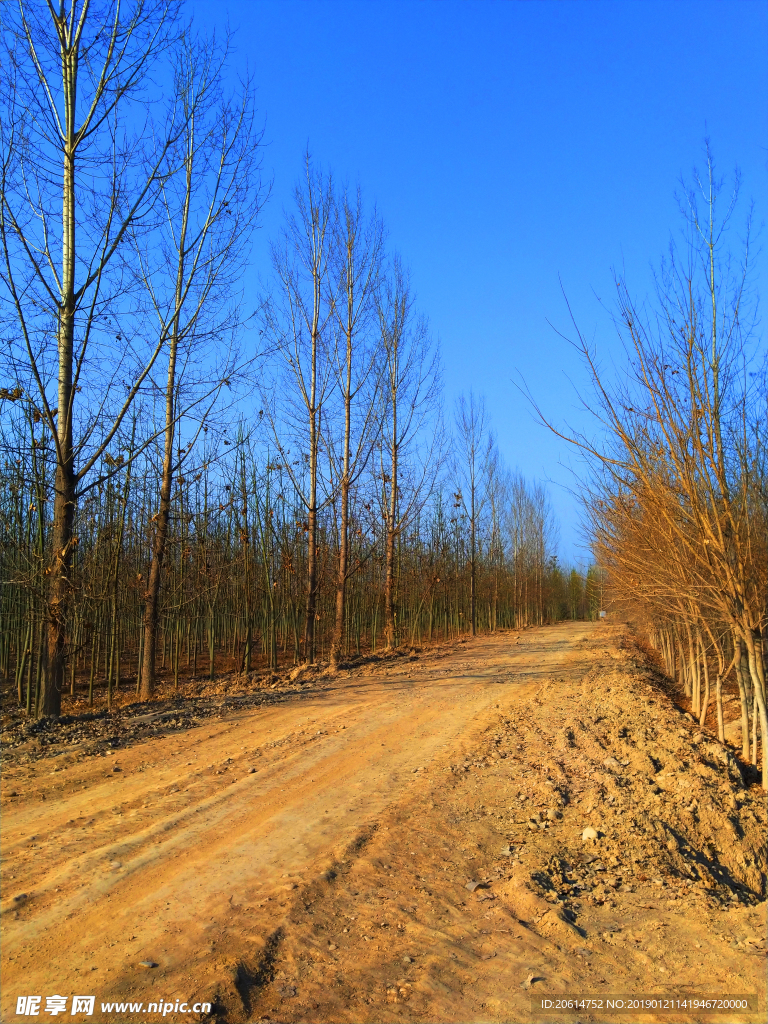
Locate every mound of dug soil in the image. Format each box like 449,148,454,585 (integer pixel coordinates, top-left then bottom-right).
492,628,766,910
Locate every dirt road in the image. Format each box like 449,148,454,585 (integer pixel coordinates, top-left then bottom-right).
2,623,765,1023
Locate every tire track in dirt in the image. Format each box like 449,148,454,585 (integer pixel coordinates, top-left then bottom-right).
233,626,763,1024
4,623,763,1024
1,625,582,1022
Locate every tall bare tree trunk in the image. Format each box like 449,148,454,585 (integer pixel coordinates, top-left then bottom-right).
454,392,492,640
141,218,185,697
329,191,382,669
470,483,476,636
734,637,751,761
331,473,350,669
141,399,175,698
330,299,353,670
46,464,75,716
698,632,710,727
375,261,440,651
42,67,78,718
384,421,398,649
742,629,768,788
305,503,318,662
262,160,333,665
384,519,397,648
304,317,320,664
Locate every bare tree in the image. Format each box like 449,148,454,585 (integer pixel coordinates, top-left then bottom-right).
0,0,187,716
453,391,493,636
136,32,265,698
328,187,384,670
376,260,442,649
485,444,507,631
533,147,768,786
261,156,336,664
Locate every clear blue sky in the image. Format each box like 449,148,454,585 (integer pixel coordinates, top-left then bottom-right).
190,0,767,564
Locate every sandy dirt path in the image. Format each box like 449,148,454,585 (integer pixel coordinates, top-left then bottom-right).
2,622,764,1024
1,625,583,1020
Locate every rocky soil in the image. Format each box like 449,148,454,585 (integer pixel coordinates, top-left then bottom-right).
223,624,765,1024
1,622,765,1024
492,629,766,911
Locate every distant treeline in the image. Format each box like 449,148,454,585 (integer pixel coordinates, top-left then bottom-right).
0,434,600,711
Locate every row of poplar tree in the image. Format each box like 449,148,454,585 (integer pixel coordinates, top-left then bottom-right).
565,150,767,789
0,1,597,719
0,427,599,714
